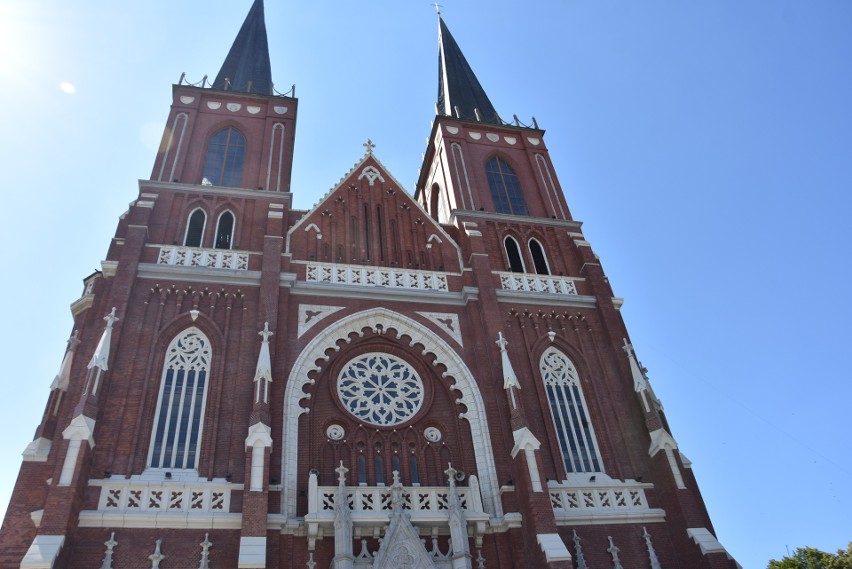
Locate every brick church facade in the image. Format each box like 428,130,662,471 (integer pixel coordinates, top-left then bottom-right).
0,2,739,568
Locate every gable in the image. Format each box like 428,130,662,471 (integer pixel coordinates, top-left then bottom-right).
287,155,462,273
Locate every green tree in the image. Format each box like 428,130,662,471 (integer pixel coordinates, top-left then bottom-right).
767,544,852,569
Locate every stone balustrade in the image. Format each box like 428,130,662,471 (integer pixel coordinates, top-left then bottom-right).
496,271,580,295
305,262,449,292
157,245,249,271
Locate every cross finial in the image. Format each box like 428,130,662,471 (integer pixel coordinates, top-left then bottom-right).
444,462,458,484
259,322,273,342
363,138,376,155
104,307,119,329
495,332,509,352
433,2,443,16
335,460,349,486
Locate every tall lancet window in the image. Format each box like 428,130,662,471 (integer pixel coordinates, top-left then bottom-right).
184,209,206,247
202,127,246,187
148,328,212,470
529,238,550,275
486,157,528,215
504,236,525,273
214,211,235,249
540,347,603,474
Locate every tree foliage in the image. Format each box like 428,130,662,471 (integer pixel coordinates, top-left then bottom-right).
767,544,852,569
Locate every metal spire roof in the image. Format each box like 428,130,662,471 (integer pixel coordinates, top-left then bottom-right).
213,0,273,95
437,17,499,123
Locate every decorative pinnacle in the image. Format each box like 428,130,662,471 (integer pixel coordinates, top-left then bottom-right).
363,138,376,156
335,460,349,486
495,332,509,352
259,321,273,342
104,307,119,329
444,462,458,484
68,330,81,352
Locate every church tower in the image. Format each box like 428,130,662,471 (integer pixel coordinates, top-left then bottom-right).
0,3,738,568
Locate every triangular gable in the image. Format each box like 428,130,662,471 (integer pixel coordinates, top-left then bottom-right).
372,505,437,569
287,152,462,273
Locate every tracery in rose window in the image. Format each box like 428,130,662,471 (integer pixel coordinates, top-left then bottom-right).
336,353,424,427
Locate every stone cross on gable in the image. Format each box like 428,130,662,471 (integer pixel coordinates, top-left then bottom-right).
363,138,376,156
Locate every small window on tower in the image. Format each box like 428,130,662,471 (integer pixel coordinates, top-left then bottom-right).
529,238,550,275
214,211,235,249
184,209,206,247
202,127,246,187
486,157,528,215
504,236,525,273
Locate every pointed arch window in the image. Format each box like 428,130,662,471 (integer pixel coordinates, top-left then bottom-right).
214,211,235,250
504,236,525,273
202,127,246,187
148,328,212,470
540,347,603,474
529,238,550,275
184,209,206,247
486,157,528,215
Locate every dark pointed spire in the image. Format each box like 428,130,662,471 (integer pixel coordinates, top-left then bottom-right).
213,0,273,95
437,17,500,123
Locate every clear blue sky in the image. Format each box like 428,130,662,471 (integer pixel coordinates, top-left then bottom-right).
1,2,850,567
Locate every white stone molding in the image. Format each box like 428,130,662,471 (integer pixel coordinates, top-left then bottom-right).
92,476,232,514
298,304,345,338
226,103,241,112
303,222,322,239
282,308,502,519
358,165,385,187
535,154,566,220
246,423,273,492
239,536,267,568
247,105,261,114
686,528,737,561
536,533,572,563
648,428,686,489
101,260,119,277
426,233,443,248
527,137,541,146
20,534,65,569
30,509,44,528
157,245,249,271
450,142,474,210
548,474,665,525
22,438,52,462
273,106,288,114
60,414,96,485
468,132,481,140
179,96,195,104
305,262,450,292
158,112,188,183
496,271,580,296
416,312,463,346
446,126,459,134
486,133,499,142
511,427,543,492
207,101,221,110
504,136,517,145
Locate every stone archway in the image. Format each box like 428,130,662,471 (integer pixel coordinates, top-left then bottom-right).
281,308,502,518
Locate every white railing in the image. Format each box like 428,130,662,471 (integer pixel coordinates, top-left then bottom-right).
157,246,249,271
497,271,579,295
93,480,231,514
305,262,449,292
548,483,649,515
314,485,479,515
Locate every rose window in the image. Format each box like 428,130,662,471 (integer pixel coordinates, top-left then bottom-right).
337,353,424,426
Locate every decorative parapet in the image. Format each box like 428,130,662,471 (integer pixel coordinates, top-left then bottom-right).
548,476,665,525
496,271,580,295
305,262,450,292
91,479,231,514
157,246,249,271
306,484,489,531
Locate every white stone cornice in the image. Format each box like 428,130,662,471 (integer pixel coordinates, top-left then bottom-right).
63,415,96,447
495,290,597,308
648,428,678,457
245,423,273,448
451,209,583,230
137,263,262,286
510,427,542,459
